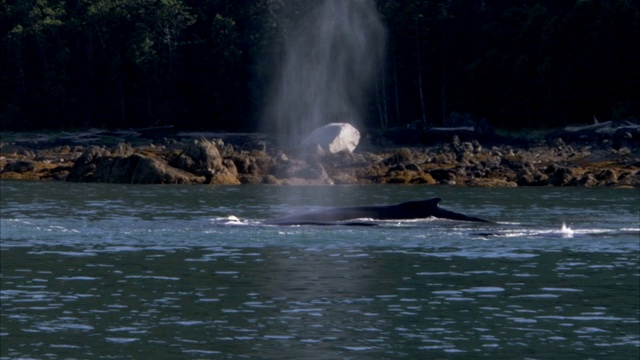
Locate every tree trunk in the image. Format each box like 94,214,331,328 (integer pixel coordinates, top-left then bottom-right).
416,21,426,125
393,56,400,124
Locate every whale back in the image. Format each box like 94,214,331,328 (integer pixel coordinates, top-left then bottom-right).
374,198,441,219
267,197,489,225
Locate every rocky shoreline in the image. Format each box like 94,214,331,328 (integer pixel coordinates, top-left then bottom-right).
1,122,639,188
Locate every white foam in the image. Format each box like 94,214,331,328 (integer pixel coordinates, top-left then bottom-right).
560,223,574,238
211,215,252,226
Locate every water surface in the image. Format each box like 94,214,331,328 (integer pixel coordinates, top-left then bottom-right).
1,182,638,359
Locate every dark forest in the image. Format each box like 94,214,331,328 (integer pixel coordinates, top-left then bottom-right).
1,0,638,132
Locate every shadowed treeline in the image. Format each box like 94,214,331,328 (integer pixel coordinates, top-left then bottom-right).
1,0,638,131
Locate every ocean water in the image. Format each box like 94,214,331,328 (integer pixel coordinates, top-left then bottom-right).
1,182,638,359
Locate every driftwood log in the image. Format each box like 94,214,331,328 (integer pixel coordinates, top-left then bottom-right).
565,120,639,134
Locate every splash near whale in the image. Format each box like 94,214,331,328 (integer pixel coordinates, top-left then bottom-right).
268,198,490,226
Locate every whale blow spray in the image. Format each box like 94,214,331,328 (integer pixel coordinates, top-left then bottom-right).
263,0,386,145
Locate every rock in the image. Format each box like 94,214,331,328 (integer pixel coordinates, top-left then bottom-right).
578,173,599,187
3,129,639,188
208,168,241,185
616,170,640,187
2,160,35,173
456,150,474,165
294,162,328,180
170,153,197,173
270,157,303,179
383,172,413,183
467,178,518,187
128,155,205,184
92,154,205,184
167,138,241,184
67,144,208,184
410,173,437,184
301,122,360,154
330,171,360,185
17,149,36,159
112,143,135,157
430,169,457,183
303,143,327,157
261,174,281,184
270,155,330,183
545,164,578,186
613,127,639,148
93,156,138,183
237,174,263,184
596,169,618,185
432,152,456,164
384,148,413,165
354,164,386,181
320,150,357,168
231,153,254,174
254,154,275,174
222,159,238,177
517,169,549,186
67,146,110,181
404,163,422,172
500,154,526,170
179,138,223,171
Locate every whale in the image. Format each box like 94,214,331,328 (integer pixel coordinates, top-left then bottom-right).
267,198,490,225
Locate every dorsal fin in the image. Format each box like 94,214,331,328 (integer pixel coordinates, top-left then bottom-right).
397,198,441,206
425,197,441,206
395,197,441,209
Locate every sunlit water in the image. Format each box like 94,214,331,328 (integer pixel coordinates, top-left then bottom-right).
1,182,638,359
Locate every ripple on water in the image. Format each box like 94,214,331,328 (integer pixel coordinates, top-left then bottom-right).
105,337,139,344
462,286,505,293
1,184,638,359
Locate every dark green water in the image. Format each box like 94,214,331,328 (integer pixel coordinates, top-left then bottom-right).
1,182,639,359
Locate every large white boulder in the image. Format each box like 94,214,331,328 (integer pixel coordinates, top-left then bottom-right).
301,122,361,154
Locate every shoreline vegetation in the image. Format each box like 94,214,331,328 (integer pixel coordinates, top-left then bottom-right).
1,121,638,188
3,1,638,190
2,1,638,132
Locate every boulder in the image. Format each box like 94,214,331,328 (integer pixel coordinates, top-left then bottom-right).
330,171,360,185
67,146,110,181
208,168,241,185
578,173,599,187
517,169,549,186
430,169,457,183
128,155,205,184
93,154,205,184
596,169,618,185
2,160,35,173
545,164,578,186
172,139,222,173
301,122,360,154
383,148,413,165
67,144,207,184
616,170,640,187
231,153,256,174
168,138,241,184
270,156,329,183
